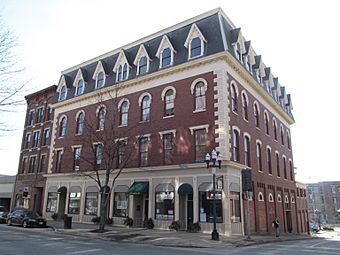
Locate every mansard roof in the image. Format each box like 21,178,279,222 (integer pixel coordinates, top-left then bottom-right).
56,8,293,119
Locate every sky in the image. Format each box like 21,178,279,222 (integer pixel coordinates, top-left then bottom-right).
0,0,339,183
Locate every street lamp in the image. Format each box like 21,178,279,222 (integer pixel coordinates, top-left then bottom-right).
205,149,222,241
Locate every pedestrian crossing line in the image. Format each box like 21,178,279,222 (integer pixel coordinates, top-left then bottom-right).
67,248,102,254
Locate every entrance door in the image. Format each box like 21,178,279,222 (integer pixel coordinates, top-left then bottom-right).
57,187,67,218
286,211,292,233
144,199,149,220
187,194,193,227
133,195,144,227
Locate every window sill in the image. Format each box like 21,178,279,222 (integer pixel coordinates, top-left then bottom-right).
258,170,263,173
75,133,83,136
139,120,150,124
118,124,128,128
193,109,206,113
188,54,203,61
232,111,238,115
163,115,174,119
255,127,260,131
243,118,249,123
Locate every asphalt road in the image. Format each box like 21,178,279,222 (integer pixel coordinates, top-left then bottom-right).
0,224,340,255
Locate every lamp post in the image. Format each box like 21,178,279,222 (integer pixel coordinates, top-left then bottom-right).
205,149,222,241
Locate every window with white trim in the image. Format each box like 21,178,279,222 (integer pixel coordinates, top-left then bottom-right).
120,101,129,126
164,89,175,117
59,85,67,101
161,48,172,68
76,112,84,135
96,71,105,88
141,95,151,121
194,82,206,111
75,79,84,96
258,192,264,201
190,37,202,58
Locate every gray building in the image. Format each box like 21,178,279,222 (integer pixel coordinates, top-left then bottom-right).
0,175,15,211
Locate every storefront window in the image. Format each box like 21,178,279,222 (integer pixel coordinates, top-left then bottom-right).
199,183,222,223
230,191,241,223
155,190,174,221
84,192,98,215
46,192,57,212
68,188,81,214
113,192,128,217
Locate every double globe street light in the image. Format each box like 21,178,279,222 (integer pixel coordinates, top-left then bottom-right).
205,149,223,241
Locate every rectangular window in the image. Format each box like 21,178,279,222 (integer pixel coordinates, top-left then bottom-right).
95,144,103,166
36,107,43,123
117,140,126,168
46,106,52,121
267,149,272,174
28,156,36,173
276,154,280,177
21,158,27,174
84,192,98,216
163,134,173,164
28,111,34,126
33,131,40,147
39,154,46,173
139,137,149,167
244,137,250,167
195,129,206,161
46,192,57,212
233,130,239,161
283,158,287,179
43,129,50,146
230,191,241,223
73,147,81,171
199,191,223,223
256,143,262,171
25,133,31,149
55,150,63,173
68,192,81,214
113,192,128,217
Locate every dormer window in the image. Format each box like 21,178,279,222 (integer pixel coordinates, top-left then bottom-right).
236,43,242,62
97,72,105,88
76,80,84,96
185,23,207,60
190,37,202,58
257,71,262,83
59,85,67,101
113,50,130,82
161,48,171,68
138,56,148,75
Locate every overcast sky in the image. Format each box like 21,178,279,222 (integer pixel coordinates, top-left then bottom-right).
0,0,339,184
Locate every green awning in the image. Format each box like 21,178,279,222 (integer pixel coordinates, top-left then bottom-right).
128,182,149,195
178,183,193,195
57,186,67,193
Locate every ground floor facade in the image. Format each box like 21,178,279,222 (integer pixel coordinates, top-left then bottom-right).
42,162,307,236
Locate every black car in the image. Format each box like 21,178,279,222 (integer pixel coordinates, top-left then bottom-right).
0,209,9,223
7,210,47,228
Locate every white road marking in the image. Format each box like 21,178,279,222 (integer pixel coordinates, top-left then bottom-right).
67,249,102,254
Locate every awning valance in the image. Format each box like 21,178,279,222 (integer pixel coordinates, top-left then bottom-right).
178,183,193,195
128,182,149,195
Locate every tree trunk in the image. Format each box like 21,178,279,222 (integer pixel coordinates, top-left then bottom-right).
99,192,108,231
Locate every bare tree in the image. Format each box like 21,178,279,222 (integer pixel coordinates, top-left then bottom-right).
0,15,27,134
74,91,146,231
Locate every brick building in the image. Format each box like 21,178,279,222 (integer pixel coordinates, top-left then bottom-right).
34,8,307,235
13,85,56,214
307,182,340,225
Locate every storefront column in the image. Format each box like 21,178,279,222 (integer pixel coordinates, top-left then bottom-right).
193,176,198,222
128,180,134,217
175,177,179,221
64,183,70,215
148,178,153,219
109,189,114,218
79,183,85,222
223,174,231,234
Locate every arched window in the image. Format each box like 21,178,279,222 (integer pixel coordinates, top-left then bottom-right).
269,193,274,202
122,63,128,80
233,129,239,161
254,104,259,127
242,93,248,120
287,131,291,149
97,107,105,130
59,117,67,137
231,85,238,112
76,112,84,135
267,148,272,174
244,136,250,167
117,65,122,81
164,89,175,116
273,120,278,141
120,101,129,126
59,85,67,101
138,56,147,75
194,82,206,111
141,95,151,121
258,192,264,201
277,194,282,203
190,37,202,58
161,48,171,67
280,127,284,145
283,157,287,179
276,153,280,177
264,112,269,135
256,142,262,171
76,80,84,96
97,72,105,88
289,160,294,181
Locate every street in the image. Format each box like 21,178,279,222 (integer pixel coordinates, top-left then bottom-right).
0,224,340,255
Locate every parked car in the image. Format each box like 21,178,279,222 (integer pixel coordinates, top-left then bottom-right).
0,207,9,223
7,210,47,228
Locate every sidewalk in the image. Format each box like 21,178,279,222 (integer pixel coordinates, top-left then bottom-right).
47,220,314,248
